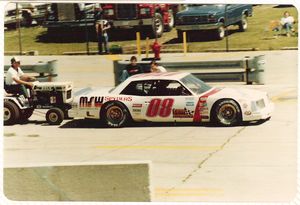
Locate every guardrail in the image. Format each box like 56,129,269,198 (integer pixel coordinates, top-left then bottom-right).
4,60,58,82
113,55,266,85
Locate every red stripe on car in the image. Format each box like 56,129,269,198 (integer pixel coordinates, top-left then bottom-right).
193,88,220,123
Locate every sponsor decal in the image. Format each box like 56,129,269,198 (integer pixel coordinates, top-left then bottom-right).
186,101,195,106
133,109,142,112
104,96,132,102
132,103,143,108
80,96,104,107
172,108,194,118
193,88,220,123
244,111,252,115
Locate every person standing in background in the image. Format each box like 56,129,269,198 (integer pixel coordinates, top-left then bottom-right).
95,19,111,54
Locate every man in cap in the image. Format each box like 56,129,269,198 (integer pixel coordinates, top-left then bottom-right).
95,19,111,54
5,57,36,98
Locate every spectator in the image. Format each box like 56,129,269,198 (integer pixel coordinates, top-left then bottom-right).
95,19,111,54
119,56,143,82
280,11,295,37
150,60,167,73
5,57,35,98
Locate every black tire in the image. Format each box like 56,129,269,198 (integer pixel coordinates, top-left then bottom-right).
20,108,34,122
4,101,20,125
151,13,164,38
101,101,130,128
164,10,174,32
46,108,64,125
215,24,226,40
213,99,242,126
238,14,248,32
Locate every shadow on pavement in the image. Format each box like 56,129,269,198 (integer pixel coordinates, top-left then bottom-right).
58,118,269,129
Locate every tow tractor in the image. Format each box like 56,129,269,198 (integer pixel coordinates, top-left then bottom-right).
4,81,73,125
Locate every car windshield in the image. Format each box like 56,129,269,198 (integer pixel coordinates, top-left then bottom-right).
180,74,212,95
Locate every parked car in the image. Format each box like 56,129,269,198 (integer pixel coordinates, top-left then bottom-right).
69,72,273,127
44,3,102,33
5,3,49,29
175,4,253,40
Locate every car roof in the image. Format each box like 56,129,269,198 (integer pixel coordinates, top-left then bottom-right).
127,72,190,81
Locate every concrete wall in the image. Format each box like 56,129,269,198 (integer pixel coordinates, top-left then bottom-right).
4,162,152,202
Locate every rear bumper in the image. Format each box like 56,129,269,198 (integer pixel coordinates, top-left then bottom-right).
112,18,152,28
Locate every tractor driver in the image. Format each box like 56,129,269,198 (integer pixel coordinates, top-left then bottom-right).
5,57,36,98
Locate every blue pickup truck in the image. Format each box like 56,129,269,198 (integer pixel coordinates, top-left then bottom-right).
175,4,253,40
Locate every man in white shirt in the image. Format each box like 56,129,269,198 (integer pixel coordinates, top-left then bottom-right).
150,60,167,73
280,11,295,37
5,57,35,97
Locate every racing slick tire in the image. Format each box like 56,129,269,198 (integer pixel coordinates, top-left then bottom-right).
165,10,175,32
101,101,130,128
213,99,242,126
238,14,248,32
46,108,64,125
4,101,20,125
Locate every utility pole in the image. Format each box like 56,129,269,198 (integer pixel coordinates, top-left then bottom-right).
225,4,229,52
84,11,90,55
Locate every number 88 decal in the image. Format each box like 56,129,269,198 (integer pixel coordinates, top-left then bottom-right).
146,98,174,117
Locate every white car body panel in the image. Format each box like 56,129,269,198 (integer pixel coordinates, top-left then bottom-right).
69,72,274,124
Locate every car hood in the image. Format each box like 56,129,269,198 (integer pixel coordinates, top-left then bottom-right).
74,87,113,98
211,87,267,101
177,5,225,16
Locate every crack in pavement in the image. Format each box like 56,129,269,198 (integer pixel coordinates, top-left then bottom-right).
165,126,246,193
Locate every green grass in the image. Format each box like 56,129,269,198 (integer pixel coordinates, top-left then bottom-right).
4,5,298,55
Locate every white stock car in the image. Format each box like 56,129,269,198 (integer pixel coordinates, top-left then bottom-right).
69,72,274,127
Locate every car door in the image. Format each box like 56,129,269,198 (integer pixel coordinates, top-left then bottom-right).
144,80,196,122
119,80,153,121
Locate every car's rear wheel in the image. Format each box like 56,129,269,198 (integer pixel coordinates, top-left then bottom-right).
151,13,164,38
102,101,130,128
165,10,174,32
213,99,241,126
4,101,20,125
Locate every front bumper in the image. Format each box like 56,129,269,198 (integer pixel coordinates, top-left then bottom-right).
176,22,222,31
243,102,275,121
112,18,152,28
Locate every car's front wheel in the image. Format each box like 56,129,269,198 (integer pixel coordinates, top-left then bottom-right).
238,14,248,32
215,24,226,40
213,99,241,126
102,101,130,128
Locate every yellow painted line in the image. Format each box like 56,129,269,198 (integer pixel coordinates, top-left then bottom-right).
95,145,221,151
271,89,297,102
105,54,122,61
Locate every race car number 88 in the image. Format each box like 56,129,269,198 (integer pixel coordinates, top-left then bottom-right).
146,98,174,117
